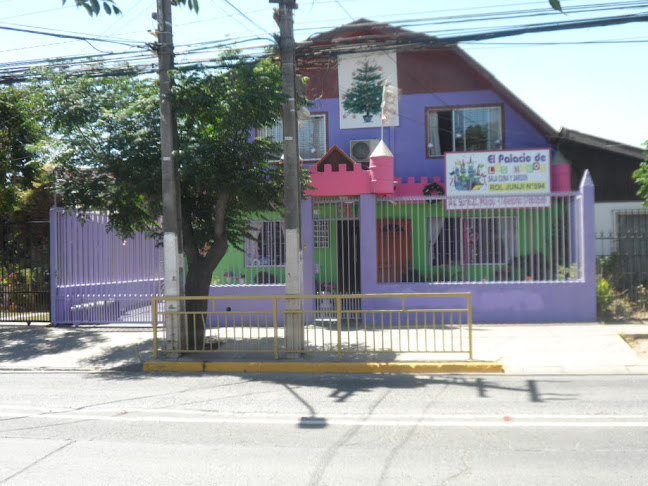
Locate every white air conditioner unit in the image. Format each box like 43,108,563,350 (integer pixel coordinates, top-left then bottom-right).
349,139,380,164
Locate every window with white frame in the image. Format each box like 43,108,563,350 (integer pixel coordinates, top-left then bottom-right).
426,106,502,157
430,216,519,265
257,113,327,161
245,221,286,267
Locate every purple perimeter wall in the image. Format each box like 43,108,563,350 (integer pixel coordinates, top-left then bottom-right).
208,173,597,323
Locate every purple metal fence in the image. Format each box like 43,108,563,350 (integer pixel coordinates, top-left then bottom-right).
50,209,163,325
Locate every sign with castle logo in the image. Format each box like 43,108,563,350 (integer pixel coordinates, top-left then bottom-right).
445,149,551,209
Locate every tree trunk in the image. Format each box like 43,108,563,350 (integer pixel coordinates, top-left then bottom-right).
182,261,213,350
181,237,229,351
180,193,230,351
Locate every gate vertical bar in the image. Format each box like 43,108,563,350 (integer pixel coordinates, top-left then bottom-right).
50,209,59,325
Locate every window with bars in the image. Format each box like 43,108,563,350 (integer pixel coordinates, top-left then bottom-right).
426,106,502,157
245,221,286,267
257,113,328,161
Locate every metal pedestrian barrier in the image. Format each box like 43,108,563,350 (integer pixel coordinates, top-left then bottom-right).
152,292,473,360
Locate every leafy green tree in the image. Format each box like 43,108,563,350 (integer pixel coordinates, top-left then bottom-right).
64,0,199,16
63,0,121,16
66,0,558,17
28,58,291,346
632,142,648,202
0,88,42,221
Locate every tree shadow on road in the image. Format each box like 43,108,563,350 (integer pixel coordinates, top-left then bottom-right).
0,325,108,363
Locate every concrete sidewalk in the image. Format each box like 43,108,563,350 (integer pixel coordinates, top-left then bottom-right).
0,322,647,374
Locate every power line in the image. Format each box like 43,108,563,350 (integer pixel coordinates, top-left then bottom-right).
0,23,145,47
334,0,354,22
464,38,648,47
297,12,648,58
2,7,648,83
219,0,272,38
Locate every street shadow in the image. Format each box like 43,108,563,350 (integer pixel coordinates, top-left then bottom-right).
79,338,155,372
217,373,577,404
91,362,576,405
67,328,576,402
0,325,108,362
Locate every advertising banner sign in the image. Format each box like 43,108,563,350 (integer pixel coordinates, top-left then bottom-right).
445,149,551,210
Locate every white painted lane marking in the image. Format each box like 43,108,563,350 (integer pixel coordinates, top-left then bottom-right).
1,405,647,421
1,411,648,427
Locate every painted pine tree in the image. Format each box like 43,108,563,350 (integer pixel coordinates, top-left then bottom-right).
342,61,383,122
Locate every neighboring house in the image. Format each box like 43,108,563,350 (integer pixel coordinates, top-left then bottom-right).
554,128,646,242
554,128,648,299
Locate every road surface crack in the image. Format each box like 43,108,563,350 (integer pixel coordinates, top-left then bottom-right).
441,450,472,485
0,440,74,484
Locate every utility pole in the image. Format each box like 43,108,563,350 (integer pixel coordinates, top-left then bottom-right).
156,0,185,347
270,0,303,353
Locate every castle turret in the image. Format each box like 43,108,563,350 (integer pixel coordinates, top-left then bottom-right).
369,140,395,195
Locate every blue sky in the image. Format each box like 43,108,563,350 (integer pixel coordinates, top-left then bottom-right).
1,0,646,148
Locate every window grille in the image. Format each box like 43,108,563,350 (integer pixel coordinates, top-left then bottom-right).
257,113,328,161
313,220,329,248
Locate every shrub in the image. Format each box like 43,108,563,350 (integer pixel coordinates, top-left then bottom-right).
597,275,633,320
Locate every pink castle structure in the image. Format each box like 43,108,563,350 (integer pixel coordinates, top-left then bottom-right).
306,141,569,198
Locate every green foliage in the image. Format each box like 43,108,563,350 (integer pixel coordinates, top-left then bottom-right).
632,141,648,203
0,88,43,221
63,0,200,16
635,284,648,314
597,253,625,290
171,57,290,251
549,0,562,12
597,275,633,320
27,67,162,239
26,56,296,297
63,0,121,16
0,267,49,313
176,0,200,12
557,263,579,281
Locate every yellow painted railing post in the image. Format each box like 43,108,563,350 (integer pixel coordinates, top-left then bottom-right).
152,297,159,359
467,293,474,359
336,295,343,360
273,298,279,360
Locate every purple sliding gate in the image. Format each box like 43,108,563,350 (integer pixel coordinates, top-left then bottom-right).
50,209,163,325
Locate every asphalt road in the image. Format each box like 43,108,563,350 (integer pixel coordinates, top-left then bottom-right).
1,372,648,485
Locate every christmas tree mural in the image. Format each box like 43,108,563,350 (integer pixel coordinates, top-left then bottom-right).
342,60,383,123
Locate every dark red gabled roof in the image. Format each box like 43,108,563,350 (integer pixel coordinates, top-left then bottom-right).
297,19,434,58
296,19,557,142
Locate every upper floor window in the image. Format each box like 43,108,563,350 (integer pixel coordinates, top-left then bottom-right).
426,106,502,157
257,113,328,161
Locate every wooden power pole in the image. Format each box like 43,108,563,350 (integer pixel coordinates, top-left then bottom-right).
270,0,304,353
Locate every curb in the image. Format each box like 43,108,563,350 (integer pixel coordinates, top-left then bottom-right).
143,361,504,374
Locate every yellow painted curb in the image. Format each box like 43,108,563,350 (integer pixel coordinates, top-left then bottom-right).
144,361,503,374
143,361,204,372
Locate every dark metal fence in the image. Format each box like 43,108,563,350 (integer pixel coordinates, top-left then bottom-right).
0,221,50,323
596,209,648,316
